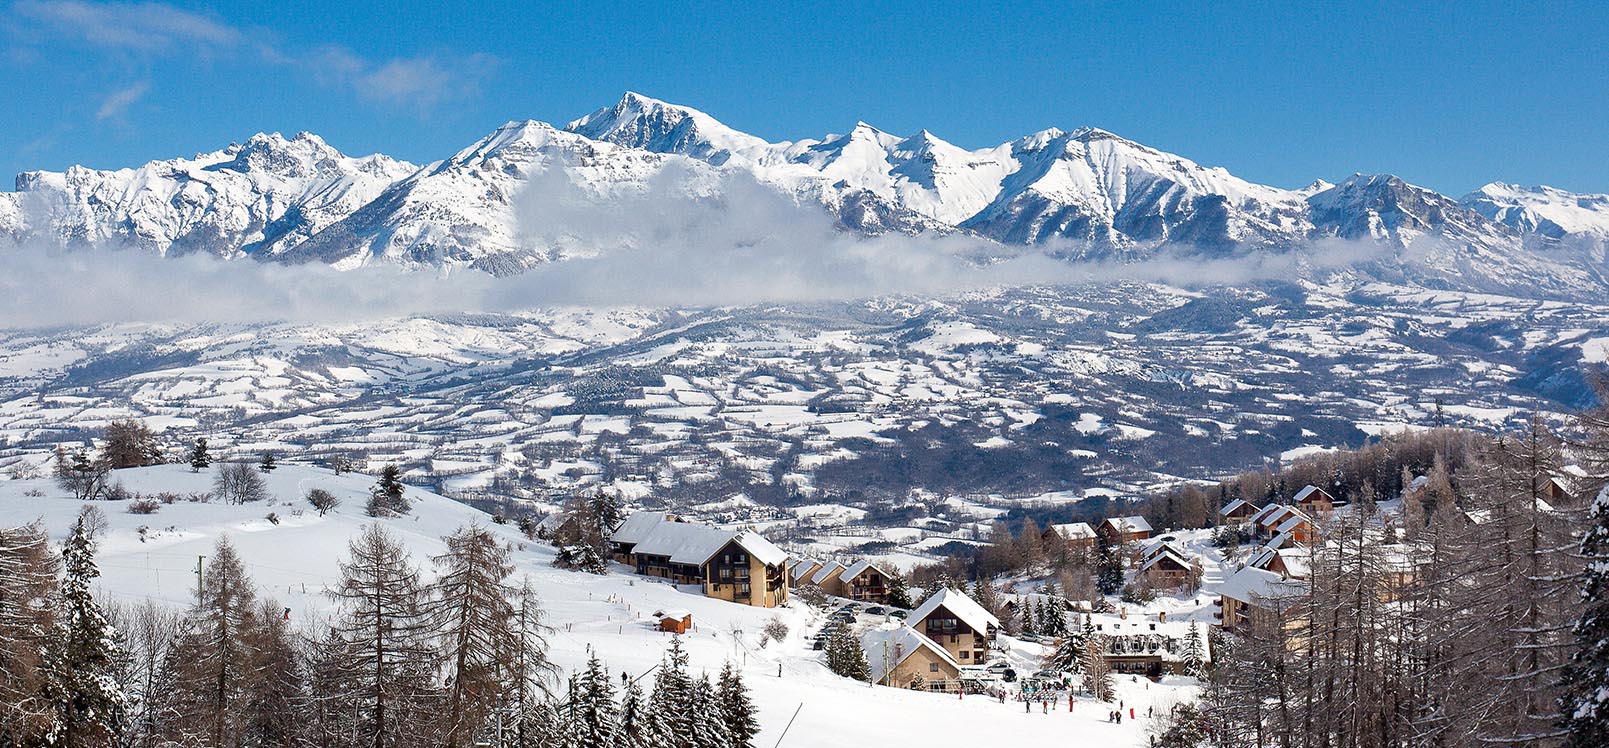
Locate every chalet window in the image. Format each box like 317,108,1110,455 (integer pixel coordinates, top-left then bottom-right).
959,651,969,660
740,583,751,593
720,568,732,579
929,663,940,672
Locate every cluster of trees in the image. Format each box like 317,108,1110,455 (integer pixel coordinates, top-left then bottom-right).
822,625,868,681
1200,412,1609,748
543,493,622,575
0,518,764,748
1140,427,1485,533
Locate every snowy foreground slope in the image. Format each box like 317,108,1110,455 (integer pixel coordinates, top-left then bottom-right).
0,463,1194,747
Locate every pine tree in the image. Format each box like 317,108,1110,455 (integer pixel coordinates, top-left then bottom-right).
432,525,518,748
1019,598,1038,636
258,452,277,473
188,438,211,472
326,524,440,748
716,662,758,748
44,514,128,748
615,677,648,748
884,574,913,610
1182,621,1206,678
569,650,620,748
688,674,731,748
1044,615,1086,674
645,637,695,748
1561,485,1609,747
0,522,62,745
1095,540,1125,596
824,626,869,681
367,465,410,517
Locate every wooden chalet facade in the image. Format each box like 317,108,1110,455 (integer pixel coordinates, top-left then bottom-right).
1218,498,1259,525
1042,522,1097,552
909,587,1000,665
1099,516,1153,546
1292,485,1338,515
831,560,893,604
862,624,963,692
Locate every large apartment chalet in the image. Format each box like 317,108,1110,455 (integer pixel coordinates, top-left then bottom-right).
909,587,1000,665
608,511,790,608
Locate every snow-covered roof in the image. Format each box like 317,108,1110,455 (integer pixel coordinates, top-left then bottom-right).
610,511,670,545
909,587,1000,633
615,511,787,567
655,608,692,620
1292,485,1332,504
862,624,959,683
1085,614,1212,661
1248,546,1312,578
1248,503,1284,525
1219,499,1257,516
630,521,736,564
1138,548,1195,572
1048,522,1095,539
811,560,846,585
838,559,888,583
731,531,788,567
790,558,822,582
1218,566,1303,604
1139,536,1186,559
1104,516,1152,534
1276,514,1310,534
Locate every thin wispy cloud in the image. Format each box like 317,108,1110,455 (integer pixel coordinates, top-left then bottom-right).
10,0,490,112
14,0,240,53
95,80,148,120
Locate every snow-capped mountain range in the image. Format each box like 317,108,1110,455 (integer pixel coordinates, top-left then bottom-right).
4,92,1608,290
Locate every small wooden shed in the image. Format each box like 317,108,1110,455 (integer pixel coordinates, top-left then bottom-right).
656,609,693,634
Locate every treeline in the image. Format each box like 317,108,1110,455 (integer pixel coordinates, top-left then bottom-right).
0,519,761,748
1185,410,1609,748
1139,426,1487,532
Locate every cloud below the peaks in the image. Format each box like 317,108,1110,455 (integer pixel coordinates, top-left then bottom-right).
0,164,1395,328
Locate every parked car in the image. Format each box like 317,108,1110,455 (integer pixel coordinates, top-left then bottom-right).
890,610,908,619
865,606,886,616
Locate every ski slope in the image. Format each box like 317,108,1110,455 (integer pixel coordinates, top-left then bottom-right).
0,463,1196,747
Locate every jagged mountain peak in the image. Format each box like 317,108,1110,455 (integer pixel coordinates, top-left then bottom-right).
566,92,769,164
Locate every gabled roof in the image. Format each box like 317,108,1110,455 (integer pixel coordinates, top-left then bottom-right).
790,558,823,582
1138,548,1195,573
862,624,960,683
811,560,847,585
1276,514,1311,534
630,521,737,565
1219,499,1254,516
838,559,889,583
1248,503,1284,525
1103,516,1152,534
730,531,788,567
909,587,1000,633
1218,565,1303,604
1047,522,1096,540
1139,536,1186,560
610,511,670,545
1292,485,1333,504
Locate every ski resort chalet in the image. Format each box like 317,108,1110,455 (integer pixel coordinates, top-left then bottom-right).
1089,612,1211,677
1099,515,1153,546
607,511,790,608
1042,521,1098,551
862,623,963,690
909,587,1001,664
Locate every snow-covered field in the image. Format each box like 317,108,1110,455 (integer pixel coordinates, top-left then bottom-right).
0,463,1195,747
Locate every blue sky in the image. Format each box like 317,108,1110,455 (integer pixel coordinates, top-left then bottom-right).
2,0,1606,195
